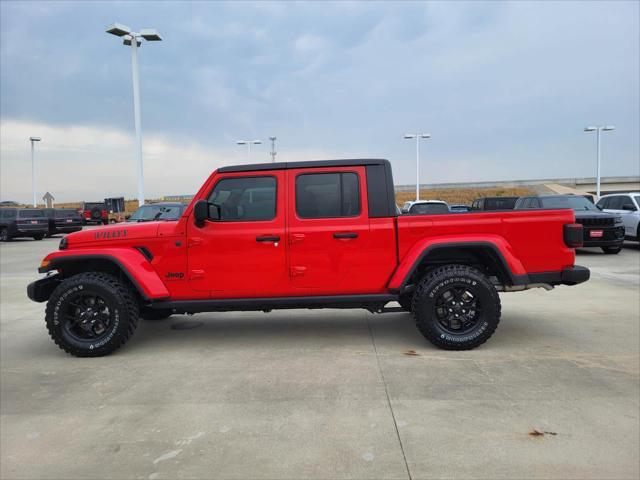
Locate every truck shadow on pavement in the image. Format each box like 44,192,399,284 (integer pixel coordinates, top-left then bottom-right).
124,310,545,355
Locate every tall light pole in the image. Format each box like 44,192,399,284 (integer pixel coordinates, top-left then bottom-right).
29,137,41,207
106,23,162,206
269,136,277,163
584,125,615,198
404,133,431,201
236,140,261,162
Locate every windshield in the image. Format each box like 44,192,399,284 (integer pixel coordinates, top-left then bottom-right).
541,196,599,211
409,203,449,215
129,205,183,221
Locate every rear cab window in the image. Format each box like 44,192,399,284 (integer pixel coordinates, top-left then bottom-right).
295,172,360,219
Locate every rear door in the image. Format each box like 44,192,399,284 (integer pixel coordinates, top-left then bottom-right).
286,166,375,294
186,172,288,297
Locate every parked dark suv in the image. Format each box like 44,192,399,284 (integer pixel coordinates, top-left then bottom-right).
43,208,83,237
79,202,108,225
515,195,625,254
0,208,49,241
471,196,518,211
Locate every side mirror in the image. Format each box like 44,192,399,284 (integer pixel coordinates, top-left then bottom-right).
622,203,637,211
193,200,208,227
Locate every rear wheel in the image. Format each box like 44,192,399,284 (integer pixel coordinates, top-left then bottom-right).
412,265,501,350
33,233,45,240
0,228,9,242
45,272,140,357
602,246,622,254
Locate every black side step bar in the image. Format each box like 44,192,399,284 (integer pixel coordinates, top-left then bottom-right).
150,294,399,314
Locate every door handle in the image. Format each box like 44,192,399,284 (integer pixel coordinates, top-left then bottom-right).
333,232,358,239
256,235,280,242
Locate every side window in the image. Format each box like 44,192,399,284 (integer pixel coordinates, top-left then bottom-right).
207,176,276,222
607,196,625,210
2,209,16,219
296,172,361,219
597,197,609,209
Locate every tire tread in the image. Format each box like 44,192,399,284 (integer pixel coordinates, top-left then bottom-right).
45,272,139,357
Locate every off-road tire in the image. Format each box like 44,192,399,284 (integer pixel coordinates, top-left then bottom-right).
33,233,45,240
45,272,140,357
141,308,173,321
412,264,501,350
601,246,622,254
398,293,413,312
0,228,9,242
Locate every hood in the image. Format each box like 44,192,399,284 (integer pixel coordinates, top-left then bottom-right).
573,210,618,219
65,222,161,247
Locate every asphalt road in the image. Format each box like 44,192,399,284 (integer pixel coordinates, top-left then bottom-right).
1,234,638,480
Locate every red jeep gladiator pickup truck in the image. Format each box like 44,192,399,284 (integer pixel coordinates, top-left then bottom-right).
28,159,589,357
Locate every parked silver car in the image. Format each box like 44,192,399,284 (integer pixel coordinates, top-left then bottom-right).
596,192,640,241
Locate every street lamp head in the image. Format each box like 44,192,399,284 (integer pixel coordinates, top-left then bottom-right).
404,134,416,139
603,126,615,131
251,140,262,145
584,127,597,132
123,35,141,47
106,23,132,37
269,136,276,141
236,141,247,145
140,28,162,41
420,134,431,138
29,137,41,142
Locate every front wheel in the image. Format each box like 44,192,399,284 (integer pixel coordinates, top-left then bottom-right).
0,228,10,242
33,233,45,240
45,272,140,357
602,246,622,254
412,265,501,350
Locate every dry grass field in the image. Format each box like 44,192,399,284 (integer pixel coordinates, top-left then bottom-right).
395,186,535,206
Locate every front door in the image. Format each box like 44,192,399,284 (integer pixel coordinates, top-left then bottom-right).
286,166,372,295
187,172,288,298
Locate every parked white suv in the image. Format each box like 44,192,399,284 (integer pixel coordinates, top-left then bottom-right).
596,193,640,241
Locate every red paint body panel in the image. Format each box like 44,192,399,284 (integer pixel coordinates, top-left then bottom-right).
43,247,170,299
36,163,580,303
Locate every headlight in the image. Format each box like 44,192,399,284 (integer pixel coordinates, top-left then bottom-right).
614,216,623,224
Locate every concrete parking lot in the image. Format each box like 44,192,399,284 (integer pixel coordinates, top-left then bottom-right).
1,234,638,480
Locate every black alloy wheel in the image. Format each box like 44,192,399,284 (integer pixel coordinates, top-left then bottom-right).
63,292,113,342
433,286,481,334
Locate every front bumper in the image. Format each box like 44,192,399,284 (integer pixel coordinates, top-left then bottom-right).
582,226,625,247
27,274,61,303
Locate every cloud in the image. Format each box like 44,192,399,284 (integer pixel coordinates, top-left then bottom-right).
0,0,638,195
0,119,345,203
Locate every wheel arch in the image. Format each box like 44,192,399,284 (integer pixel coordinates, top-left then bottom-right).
39,251,170,302
390,240,527,293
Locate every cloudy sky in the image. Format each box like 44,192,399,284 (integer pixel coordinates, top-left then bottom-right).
1,0,638,202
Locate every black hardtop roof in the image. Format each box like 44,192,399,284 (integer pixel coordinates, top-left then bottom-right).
218,159,390,173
